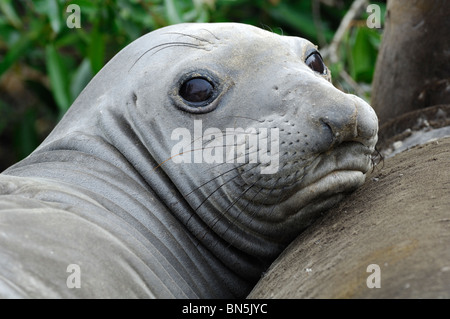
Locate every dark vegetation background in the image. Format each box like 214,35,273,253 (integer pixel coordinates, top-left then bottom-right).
0,0,385,170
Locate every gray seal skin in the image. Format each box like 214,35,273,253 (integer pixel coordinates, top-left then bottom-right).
0,23,378,298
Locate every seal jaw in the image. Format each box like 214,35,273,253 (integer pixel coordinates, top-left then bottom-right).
237,141,373,200
281,169,366,217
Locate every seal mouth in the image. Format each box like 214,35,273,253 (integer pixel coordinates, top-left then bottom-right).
298,169,365,202
276,167,367,219
223,141,374,232
249,141,373,218
242,141,372,194
297,143,372,189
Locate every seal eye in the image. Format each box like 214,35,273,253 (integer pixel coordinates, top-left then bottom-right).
179,77,214,104
172,71,227,114
305,51,326,75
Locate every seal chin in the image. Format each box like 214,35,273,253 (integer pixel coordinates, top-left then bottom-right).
274,141,373,220
280,169,365,215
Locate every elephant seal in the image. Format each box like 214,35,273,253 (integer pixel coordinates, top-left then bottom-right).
0,23,378,298
248,136,450,299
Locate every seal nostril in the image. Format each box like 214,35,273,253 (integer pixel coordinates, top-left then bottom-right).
319,118,337,147
320,119,333,136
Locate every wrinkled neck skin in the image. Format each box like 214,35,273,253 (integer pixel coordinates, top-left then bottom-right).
3,23,378,298
3,90,275,298
96,91,280,287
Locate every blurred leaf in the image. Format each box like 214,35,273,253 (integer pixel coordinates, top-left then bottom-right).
48,0,62,34
165,0,183,24
368,29,382,50
68,0,97,11
46,43,71,113
54,32,84,49
269,3,317,41
67,0,99,21
182,8,198,22
0,0,22,29
328,61,343,80
116,17,141,40
349,27,378,83
0,36,32,76
195,6,210,23
34,0,62,34
25,79,59,114
13,109,39,160
0,100,11,135
70,58,92,100
88,23,105,74
0,16,45,76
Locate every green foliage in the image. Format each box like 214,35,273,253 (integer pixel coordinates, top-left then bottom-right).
349,26,380,82
0,0,385,168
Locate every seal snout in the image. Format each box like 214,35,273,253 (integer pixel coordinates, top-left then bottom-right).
316,93,378,153
350,94,379,149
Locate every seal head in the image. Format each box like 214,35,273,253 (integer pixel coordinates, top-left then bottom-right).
1,23,378,298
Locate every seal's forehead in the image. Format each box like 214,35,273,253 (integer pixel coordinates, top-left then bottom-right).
149,22,318,57
126,23,323,77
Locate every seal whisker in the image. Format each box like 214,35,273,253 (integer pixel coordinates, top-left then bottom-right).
256,177,283,206
199,28,220,40
155,134,267,190
169,130,261,164
186,171,242,226
200,146,269,176
215,115,266,123
143,43,206,59
160,132,265,171
371,147,384,172
260,23,274,33
203,160,241,173
200,174,263,243
183,162,249,197
155,138,258,172
276,27,284,36
163,32,215,44
150,148,206,173
240,177,286,239
219,184,266,249
129,42,206,71
265,177,294,219
154,138,255,170
191,129,261,148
